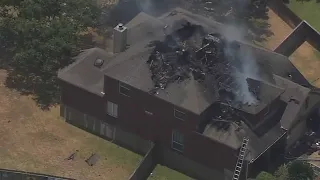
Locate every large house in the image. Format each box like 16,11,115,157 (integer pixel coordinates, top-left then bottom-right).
58,8,319,180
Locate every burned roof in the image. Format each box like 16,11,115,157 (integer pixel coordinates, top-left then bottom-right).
58,8,313,162
59,8,311,115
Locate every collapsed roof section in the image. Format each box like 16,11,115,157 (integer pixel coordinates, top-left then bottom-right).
145,21,284,116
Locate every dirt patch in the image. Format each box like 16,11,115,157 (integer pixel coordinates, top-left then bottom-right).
265,8,320,87
0,70,141,180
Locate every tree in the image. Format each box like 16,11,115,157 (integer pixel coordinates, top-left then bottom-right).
256,162,315,180
256,171,276,180
274,164,289,180
182,0,273,42
0,0,100,108
288,161,315,180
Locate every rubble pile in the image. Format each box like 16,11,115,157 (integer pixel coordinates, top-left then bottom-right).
146,21,244,102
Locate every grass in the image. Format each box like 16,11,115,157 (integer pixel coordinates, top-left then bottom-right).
0,69,142,180
0,69,193,180
148,165,192,180
264,8,320,87
287,0,320,31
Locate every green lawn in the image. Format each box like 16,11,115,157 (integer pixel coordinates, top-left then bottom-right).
148,165,192,180
287,0,320,31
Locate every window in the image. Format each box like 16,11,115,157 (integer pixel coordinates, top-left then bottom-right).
119,82,130,96
174,108,186,120
84,114,88,128
172,130,184,152
106,101,118,118
68,111,72,121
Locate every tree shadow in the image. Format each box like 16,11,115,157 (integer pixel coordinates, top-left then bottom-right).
1,34,96,110
4,68,60,110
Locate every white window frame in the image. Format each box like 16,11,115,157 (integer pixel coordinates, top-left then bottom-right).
172,130,184,152
119,82,130,97
106,101,118,118
174,108,185,120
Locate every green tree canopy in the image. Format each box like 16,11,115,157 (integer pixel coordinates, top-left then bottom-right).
256,162,315,180
0,0,100,108
288,161,315,180
256,171,276,180
274,164,289,180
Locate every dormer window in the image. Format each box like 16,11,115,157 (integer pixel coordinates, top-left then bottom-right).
119,82,130,97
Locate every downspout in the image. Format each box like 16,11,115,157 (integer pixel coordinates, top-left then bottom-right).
245,160,249,180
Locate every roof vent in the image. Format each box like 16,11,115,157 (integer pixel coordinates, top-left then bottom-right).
94,58,104,68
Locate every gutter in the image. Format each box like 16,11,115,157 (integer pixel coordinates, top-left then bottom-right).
249,127,287,163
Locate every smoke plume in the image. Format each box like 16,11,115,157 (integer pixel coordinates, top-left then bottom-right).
223,25,261,105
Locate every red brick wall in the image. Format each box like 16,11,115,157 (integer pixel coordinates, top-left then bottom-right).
103,75,199,145
186,132,238,170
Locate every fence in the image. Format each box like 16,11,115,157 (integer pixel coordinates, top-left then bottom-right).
0,169,74,180
268,0,302,28
128,143,157,180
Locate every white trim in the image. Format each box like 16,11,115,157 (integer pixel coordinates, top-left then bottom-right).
172,142,184,152
145,110,153,115
250,130,287,163
119,82,130,97
106,101,118,118
174,108,185,120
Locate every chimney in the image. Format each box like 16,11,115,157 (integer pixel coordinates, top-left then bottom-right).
113,23,127,53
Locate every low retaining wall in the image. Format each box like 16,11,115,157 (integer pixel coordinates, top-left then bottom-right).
268,0,301,28
274,21,320,57
268,0,320,56
0,169,73,180
273,21,307,56
128,143,157,180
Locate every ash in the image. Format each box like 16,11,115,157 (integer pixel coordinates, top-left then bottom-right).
146,21,259,106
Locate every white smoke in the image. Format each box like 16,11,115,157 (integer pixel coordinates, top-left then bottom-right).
136,0,262,105
223,25,261,105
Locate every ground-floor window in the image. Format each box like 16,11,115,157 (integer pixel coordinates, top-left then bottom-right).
100,121,115,140
172,130,184,152
84,114,88,128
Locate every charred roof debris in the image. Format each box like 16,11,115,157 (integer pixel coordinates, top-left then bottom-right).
146,21,259,109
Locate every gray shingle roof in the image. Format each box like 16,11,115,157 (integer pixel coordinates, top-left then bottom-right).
58,8,312,161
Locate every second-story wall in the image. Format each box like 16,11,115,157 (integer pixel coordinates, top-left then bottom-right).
103,75,199,146
103,75,238,171
61,75,239,172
